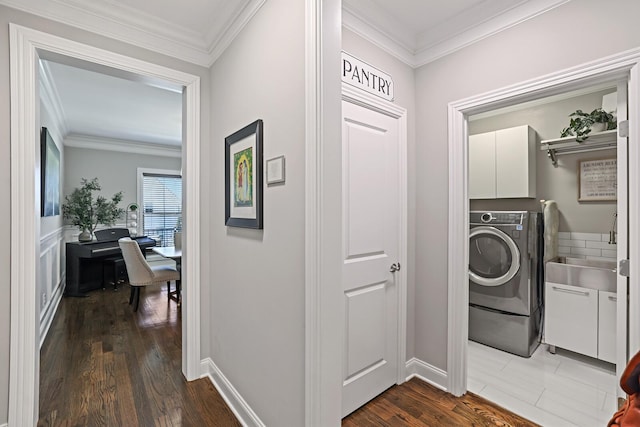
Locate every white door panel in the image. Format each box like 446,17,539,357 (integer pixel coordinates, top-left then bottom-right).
341,100,400,417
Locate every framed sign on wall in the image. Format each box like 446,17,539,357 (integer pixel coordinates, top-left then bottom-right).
578,158,617,202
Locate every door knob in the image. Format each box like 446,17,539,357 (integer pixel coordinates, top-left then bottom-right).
390,263,401,273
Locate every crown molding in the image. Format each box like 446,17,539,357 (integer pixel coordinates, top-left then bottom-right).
205,0,267,67
64,134,181,158
342,7,417,68
38,60,69,138
0,0,266,67
413,0,570,67
343,0,569,69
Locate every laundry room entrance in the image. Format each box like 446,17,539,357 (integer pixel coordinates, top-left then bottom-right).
464,80,627,425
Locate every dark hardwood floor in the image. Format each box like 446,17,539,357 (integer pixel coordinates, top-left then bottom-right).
38,284,241,427
40,284,537,426
343,378,539,427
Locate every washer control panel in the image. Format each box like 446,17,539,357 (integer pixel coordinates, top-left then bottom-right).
470,211,525,225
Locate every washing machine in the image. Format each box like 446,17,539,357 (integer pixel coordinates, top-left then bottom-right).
469,211,543,357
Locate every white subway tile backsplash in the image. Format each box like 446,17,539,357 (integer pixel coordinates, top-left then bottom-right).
555,231,618,259
586,256,617,263
571,247,603,257
558,239,586,248
570,232,602,242
586,241,617,250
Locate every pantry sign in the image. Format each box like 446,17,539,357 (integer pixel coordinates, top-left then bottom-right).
342,51,394,101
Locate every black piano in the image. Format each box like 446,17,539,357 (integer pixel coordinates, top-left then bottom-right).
65,228,156,297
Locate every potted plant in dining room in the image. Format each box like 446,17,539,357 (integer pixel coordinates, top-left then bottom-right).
560,107,617,142
62,177,124,242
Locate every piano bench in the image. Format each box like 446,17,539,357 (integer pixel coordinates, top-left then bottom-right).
103,257,128,290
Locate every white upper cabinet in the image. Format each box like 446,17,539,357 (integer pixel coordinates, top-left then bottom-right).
469,125,537,199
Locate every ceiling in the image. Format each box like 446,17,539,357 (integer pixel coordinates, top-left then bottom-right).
5,0,570,150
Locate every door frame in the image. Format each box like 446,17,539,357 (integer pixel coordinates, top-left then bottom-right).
447,48,640,396
9,24,202,425
341,83,409,389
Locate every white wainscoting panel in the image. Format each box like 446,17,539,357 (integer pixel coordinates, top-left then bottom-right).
39,227,66,348
405,357,448,391
200,358,265,427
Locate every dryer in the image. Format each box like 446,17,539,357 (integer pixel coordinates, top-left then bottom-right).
469,211,542,357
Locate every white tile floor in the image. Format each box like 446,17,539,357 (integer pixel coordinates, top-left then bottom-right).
468,340,618,427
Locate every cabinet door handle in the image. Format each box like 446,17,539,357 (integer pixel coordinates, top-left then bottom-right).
551,286,590,297
608,295,617,302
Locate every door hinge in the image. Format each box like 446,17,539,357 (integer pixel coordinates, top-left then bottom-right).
620,259,630,278
619,120,629,138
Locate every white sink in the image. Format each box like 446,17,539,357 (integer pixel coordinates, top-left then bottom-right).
546,257,617,293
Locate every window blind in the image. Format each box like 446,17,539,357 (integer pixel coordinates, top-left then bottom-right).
142,173,182,247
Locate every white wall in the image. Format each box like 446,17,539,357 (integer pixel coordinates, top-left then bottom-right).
341,28,418,358
414,0,640,373
207,0,306,425
469,89,617,232
64,146,181,211
0,5,210,423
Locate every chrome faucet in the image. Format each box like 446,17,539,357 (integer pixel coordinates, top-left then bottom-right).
609,211,617,245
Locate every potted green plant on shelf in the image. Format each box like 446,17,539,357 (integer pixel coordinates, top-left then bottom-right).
560,107,616,142
62,177,124,242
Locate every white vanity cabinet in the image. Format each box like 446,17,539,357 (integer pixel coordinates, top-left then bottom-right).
545,282,598,358
545,282,617,362
598,291,617,364
469,125,536,199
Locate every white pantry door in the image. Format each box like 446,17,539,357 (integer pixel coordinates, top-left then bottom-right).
341,99,401,417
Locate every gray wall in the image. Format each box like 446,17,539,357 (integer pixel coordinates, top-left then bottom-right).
469,89,617,232
414,0,640,372
0,5,210,423
207,0,306,425
64,146,181,213
342,28,418,359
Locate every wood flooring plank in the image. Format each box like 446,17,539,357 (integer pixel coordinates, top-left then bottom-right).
39,285,241,426
343,377,540,427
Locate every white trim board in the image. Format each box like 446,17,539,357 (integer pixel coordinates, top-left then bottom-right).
200,358,265,427
405,357,448,392
304,0,343,425
64,134,181,158
447,47,640,397
9,24,202,425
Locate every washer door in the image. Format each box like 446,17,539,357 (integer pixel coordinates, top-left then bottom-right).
469,226,520,287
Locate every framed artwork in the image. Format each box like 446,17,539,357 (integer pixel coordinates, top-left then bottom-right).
266,155,285,185
578,158,617,202
41,127,61,217
225,119,263,228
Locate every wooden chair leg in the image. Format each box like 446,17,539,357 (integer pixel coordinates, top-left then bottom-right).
129,286,135,305
167,281,171,301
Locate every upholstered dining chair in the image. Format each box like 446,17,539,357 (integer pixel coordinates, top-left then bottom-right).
118,237,181,311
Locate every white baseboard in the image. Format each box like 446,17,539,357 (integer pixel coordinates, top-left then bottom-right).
200,358,265,427
39,276,65,349
405,357,448,391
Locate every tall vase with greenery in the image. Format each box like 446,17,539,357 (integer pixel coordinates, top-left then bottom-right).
62,177,124,241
